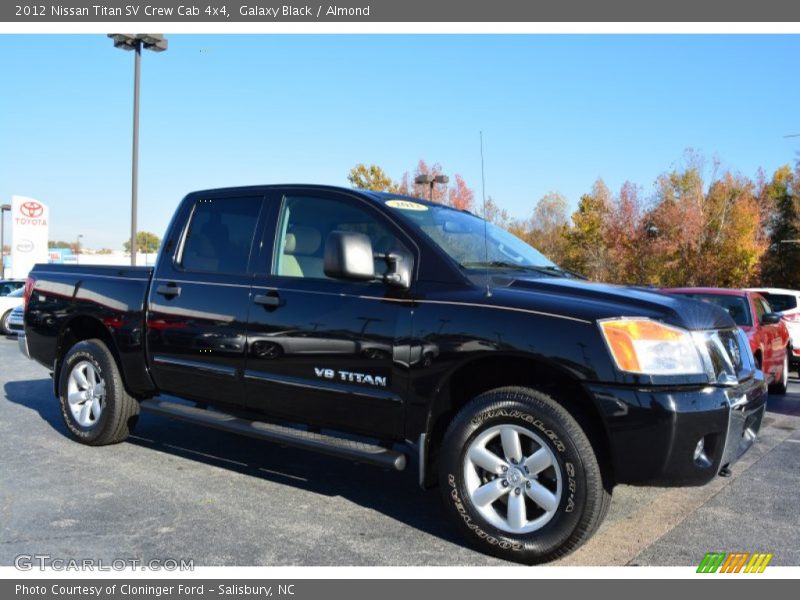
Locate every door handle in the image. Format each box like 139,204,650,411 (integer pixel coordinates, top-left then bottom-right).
254,293,281,308
156,284,182,297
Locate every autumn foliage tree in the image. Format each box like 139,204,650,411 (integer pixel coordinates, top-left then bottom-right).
512,193,570,265
347,163,396,192
349,160,475,212
759,164,800,288
348,153,799,289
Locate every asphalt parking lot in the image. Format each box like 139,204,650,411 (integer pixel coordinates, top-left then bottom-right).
1,336,798,567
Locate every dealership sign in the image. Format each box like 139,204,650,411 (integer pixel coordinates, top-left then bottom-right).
11,195,49,279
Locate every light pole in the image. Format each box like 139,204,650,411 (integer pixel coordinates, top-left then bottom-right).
108,33,168,266
76,234,83,265
414,173,449,201
0,204,10,279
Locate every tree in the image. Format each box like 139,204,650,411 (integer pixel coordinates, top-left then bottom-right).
562,179,612,280
447,174,475,212
483,196,512,229
759,164,800,288
123,231,161,254
604,181,645,284
48,241,72,249
347,163,396,192
349,160,477,212
516,192,570,264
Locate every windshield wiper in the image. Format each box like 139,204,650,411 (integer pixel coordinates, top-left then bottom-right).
533,265,587,280
461,261,585,279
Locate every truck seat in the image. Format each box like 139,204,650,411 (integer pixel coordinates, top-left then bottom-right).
281,226,325,278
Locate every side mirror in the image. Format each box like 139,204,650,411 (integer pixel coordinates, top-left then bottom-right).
760,312,781,325
324,231,375,281
324,230,411,289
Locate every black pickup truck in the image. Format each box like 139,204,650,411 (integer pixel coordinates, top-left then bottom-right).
19,184,767,564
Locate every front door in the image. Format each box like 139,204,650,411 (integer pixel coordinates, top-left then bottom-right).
243,189,415,438
147,194,265,408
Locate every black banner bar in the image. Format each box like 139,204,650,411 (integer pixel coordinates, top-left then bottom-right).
3,0,800,23
3,579,798,600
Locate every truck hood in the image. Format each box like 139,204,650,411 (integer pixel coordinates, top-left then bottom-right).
494,275,736,331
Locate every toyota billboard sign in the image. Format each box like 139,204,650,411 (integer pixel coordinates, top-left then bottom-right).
11,195,49,279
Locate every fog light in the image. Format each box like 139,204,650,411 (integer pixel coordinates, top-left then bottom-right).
694,437,711,468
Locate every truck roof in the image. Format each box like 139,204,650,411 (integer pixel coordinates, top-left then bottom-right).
186,184,438,208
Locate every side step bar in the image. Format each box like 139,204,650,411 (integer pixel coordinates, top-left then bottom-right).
139,399,407,471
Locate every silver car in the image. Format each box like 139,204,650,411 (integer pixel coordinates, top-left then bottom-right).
6,304,24,335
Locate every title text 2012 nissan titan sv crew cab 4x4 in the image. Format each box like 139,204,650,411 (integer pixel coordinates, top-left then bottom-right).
18,185,767,564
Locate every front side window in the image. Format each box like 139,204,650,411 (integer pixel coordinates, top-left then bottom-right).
180,197,261,274
753,297,767,322
273,195,410,280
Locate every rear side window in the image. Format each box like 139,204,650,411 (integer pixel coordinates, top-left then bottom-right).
761,293,798,312
179,197,261,274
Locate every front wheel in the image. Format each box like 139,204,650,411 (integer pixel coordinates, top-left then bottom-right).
0,310,11,335
58,339,139,445
768,351,789,395
438,386,610,564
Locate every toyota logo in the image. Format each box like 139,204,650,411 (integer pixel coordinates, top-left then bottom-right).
20,201,44,218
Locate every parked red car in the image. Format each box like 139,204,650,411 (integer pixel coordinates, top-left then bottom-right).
662,287,790,394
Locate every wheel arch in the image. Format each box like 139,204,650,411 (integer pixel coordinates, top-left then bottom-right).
54,316,126,397
419,353,613,489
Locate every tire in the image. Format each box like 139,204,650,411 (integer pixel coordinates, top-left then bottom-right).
58,339,139,445
768,351,789,395
0,310,11,335
438,386,610,564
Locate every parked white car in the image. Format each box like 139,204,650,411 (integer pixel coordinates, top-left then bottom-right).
0,287,24,335
747,287,800,374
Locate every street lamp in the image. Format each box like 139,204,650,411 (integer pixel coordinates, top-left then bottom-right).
76,234,83,265
0,204,10,279
414,173,449,201
108,33,168,266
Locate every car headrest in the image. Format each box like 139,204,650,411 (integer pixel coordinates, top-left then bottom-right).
284,226,322,255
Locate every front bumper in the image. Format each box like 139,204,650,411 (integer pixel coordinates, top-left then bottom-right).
18,331,31,359
586,371,767,486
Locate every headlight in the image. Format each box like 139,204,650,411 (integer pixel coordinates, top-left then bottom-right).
599,318,705,375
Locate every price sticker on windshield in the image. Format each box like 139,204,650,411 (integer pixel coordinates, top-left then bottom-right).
386,199,428,211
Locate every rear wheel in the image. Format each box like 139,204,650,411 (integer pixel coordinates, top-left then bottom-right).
58,339,139,445
438,386,610,564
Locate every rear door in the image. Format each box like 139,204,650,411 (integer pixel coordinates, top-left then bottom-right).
146,193,265,407
243,188,416,438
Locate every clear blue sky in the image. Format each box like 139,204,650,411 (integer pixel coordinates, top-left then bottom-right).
1,34,798,250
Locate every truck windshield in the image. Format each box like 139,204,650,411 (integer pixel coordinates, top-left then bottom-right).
386,199,558,272
678,293,752,327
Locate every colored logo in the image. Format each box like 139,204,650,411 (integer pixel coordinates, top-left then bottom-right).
19,201,44,218
697,552,773,573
